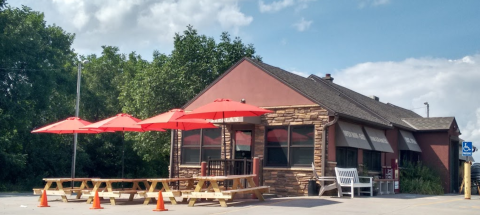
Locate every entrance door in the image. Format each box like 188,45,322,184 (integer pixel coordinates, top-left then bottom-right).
234,130,253,159
450,140,459,193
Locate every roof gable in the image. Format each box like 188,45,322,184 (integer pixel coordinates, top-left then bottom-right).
183,58,316,110
401,117,455,131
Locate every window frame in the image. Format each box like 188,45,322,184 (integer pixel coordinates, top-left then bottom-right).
336,147,358,168
181,128,222,165
264,125,315,167
399,150,421,167
363,150,382,172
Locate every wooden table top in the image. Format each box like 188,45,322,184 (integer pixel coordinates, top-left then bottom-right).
194,174,256,181
42,178,98,182
91,178,149,183
147,178,194,182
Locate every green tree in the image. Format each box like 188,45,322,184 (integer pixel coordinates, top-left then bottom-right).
0,4,76,190
120,25,261,177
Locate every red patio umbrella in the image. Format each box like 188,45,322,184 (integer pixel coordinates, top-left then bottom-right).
137,109,217,180
82,113,165,179
179,98,273,162
32,117,100,134
137,109,217,131
32,117,104,182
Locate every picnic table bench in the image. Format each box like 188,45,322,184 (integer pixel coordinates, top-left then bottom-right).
33,178,95,202
83,178,150,205
138,178,196,205
188,174,269,207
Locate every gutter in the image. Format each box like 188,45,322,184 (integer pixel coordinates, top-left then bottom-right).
321,114,339,176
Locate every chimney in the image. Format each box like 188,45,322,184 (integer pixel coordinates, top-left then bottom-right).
323,73,334,82
370,95,379,101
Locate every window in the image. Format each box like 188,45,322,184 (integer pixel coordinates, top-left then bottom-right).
336,147,358,168
399,150,420,167
363,150,381,171
181,128,221,164
265,125,314,167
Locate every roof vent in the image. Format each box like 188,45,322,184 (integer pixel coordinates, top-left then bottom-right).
323,73,334,82
370,95,379,101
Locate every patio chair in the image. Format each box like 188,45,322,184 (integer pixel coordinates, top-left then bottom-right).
311,163,342,197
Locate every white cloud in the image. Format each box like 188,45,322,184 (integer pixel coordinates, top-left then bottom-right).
331,54,480,162
358,0,391,8
11,0,253,59
293,17,312,31
259,0,313,13
51,0,90,30
259,0,295,13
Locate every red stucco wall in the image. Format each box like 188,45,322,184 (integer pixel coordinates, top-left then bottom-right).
385,128,399,167
415,132,450,193
328,125,336,162
184,60,316,111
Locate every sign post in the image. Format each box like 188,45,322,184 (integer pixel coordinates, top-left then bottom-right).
462,141,473,199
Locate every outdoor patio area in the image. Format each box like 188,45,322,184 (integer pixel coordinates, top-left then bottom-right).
2,193,479,215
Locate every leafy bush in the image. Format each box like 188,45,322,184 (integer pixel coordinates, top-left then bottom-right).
400,161,444,195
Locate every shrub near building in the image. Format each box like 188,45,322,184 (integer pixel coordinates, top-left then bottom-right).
400,161,444,195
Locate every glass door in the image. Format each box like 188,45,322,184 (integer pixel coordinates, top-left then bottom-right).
234,130,252,159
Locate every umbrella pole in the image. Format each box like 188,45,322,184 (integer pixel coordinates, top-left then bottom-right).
121,130,125,189
71,134,75,188
223,112,227,176
175,128,180,189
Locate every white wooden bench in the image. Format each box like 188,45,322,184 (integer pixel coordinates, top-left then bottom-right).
335,167,373,198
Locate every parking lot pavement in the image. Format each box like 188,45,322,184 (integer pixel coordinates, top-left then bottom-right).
1,193,480,215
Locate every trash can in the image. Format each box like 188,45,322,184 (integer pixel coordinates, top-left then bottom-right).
308,179,319,196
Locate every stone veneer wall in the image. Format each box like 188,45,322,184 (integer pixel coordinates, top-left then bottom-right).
259,106,330,196
172,105,331,197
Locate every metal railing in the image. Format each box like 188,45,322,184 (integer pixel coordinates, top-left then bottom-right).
207,158,252,176
206,157,264,187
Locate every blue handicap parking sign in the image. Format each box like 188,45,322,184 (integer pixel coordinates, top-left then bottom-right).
462,142,473,156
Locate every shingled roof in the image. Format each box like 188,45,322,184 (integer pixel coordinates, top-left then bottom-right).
248,59,391,127
308,74,421,130
183,57,430,130
401,117,456,131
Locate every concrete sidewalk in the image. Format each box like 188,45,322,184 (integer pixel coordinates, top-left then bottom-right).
1,192,479,215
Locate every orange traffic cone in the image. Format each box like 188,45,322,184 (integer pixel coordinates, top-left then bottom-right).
90,190,104,209
153,191,168,211
37,190,50,207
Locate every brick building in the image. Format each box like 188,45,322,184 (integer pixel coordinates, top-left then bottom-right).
170,57,463,196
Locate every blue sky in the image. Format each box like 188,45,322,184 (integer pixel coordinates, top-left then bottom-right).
8,0,480,162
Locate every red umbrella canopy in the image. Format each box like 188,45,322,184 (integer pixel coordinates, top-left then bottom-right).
32,117,101,134
137,109,217,131
179,98,273,120
82,113,165,132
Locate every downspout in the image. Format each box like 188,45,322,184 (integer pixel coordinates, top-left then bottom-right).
321,114,339,177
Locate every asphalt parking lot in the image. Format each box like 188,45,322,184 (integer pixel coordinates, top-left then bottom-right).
1,192,480,215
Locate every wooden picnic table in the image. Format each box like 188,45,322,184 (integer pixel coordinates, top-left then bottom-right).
84,178,150,205
188,174,269,207
33,178,96,202
140,178,196,205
